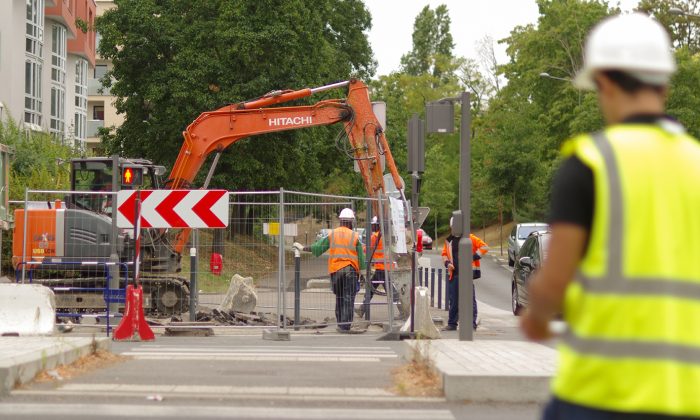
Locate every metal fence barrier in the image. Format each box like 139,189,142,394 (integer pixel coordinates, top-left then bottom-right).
10,189,408,333
418,266,449,312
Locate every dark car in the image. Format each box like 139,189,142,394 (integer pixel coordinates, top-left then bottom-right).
511,231,550,315
417,228,433,250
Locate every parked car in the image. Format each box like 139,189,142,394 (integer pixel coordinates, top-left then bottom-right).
507,222,549,266
417,228,433,250
511,231,550,315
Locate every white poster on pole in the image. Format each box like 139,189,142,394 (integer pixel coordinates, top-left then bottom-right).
389,196,408,254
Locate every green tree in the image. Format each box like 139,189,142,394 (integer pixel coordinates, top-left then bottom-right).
0,118,77,199
97,0,375,193
400,5,455,80
638,0,700,53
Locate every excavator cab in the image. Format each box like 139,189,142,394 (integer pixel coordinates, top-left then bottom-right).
69,157,166,215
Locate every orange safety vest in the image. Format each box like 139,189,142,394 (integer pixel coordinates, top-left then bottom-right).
328,227,360,274
441,239,455,280
370,231,385,270
470,234,488,270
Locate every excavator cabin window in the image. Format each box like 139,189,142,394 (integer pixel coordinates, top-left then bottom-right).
72,160,114,214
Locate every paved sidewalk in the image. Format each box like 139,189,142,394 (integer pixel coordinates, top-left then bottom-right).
0,336,111,395
408,339,556,403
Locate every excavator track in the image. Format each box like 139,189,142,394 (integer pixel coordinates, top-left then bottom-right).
31,275,190,316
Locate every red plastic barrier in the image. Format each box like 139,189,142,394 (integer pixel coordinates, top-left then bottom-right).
416,229,424,253
210,253,223,276
113,285,155,341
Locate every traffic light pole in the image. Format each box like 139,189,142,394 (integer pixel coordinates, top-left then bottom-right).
456,92,473,341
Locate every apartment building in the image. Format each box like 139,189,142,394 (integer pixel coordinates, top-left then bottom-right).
0,0,96,148
87,0,122,153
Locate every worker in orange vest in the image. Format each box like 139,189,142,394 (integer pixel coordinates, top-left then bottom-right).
356,216,396,318
294,208,365,333
441,217,488,331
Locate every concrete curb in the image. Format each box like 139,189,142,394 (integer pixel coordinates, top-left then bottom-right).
0,336,111,395
407,339,556,403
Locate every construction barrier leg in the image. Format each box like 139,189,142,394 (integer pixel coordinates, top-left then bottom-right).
113,285,154,341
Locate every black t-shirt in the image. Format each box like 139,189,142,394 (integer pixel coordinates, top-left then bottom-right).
548,114,677,231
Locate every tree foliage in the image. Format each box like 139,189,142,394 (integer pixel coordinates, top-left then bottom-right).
97,0,375,193
0,118,78,199
400,5,455,80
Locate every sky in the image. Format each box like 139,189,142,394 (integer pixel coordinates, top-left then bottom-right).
364,0,642,76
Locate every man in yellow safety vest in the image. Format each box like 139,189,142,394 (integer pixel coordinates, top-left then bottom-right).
521,13,700,419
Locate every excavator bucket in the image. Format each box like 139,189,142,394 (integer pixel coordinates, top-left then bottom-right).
0,284,56,335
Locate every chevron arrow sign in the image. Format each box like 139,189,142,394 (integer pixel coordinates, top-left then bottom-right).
116,190,229,228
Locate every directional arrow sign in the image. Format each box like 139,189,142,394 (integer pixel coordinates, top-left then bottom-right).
116,190,229,229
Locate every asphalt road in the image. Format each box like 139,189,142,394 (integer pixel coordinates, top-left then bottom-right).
1,333,543,420
421,247,515,313
0,248,544,420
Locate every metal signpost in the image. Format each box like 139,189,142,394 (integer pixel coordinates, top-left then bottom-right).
426,92,473,341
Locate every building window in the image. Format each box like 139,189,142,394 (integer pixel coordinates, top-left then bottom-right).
50,24,67,137
93,105,104,120
50,87,65,134
25,0,44,57
74,59,88,142
95,31,101,52
74,112,86,141
94,64,107,80
51,25,66,84
24,60,42,126
25,0,44,128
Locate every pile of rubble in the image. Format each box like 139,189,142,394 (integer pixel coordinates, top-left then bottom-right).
190,307,323,328
194,308,272,326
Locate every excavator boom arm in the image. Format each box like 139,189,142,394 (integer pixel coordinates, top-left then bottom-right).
167,79,404,253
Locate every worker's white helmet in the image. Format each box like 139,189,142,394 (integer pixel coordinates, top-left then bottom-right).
339,208,355,221
371,216,379,224
574,13,676,90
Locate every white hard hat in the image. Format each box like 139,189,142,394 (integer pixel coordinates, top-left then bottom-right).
371,216,379,224
339,208,355,220
574,13,676,90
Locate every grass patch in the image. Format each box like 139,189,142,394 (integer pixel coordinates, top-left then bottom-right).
33,350,128,383
391,339,443,397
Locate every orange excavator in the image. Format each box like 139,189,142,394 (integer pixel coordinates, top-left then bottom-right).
12,79,406,315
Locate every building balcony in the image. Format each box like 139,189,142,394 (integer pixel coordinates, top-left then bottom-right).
46,0,78,38
67,0,97,66
88,78,111,96
87,119,104,138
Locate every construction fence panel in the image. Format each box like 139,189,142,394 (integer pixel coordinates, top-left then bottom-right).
13,190,131,331
10,189,412,332
193,191,284,328
281,191,405,329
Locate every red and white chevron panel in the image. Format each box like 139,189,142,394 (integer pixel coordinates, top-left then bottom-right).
116,190,229,229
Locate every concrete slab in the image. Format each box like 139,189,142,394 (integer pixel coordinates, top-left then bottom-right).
407,339,556,403
0,336,111,395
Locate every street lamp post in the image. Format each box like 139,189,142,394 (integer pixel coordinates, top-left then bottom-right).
539,72,570,82
669,7,700,19
539,72,580,105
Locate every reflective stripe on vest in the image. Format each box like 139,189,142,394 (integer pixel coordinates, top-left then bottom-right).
371,232,385,270
328,228,359,274
553,127,700,416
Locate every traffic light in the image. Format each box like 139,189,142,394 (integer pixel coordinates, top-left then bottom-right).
121,166,143,186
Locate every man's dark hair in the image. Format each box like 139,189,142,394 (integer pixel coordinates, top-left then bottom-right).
599,70,664,94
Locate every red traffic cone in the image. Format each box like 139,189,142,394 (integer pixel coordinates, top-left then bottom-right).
113,285,155,341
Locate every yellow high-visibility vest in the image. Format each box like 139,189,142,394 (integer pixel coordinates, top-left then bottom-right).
553,123,700,416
